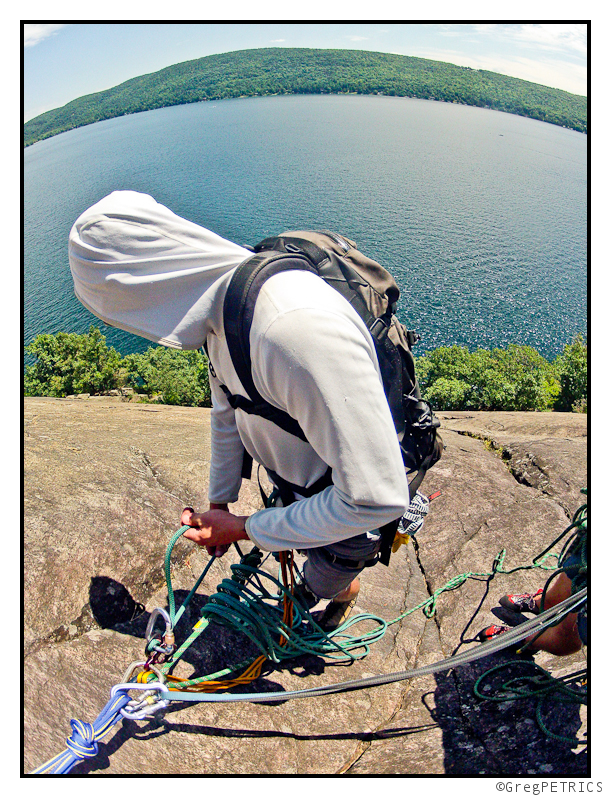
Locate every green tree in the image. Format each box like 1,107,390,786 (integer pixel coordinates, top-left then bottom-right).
415,345,475,386
474,367,517,410
24,48,588,147
123,346,211,407
24,327,123,397
486,345,560,411
23,327,583,414
24,327,213,406
416,343,562,411
554,335,587,411
423,376,471,410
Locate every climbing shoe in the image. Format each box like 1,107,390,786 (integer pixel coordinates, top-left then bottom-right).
477,624,511,643
315,594,358,632
499,588,543,615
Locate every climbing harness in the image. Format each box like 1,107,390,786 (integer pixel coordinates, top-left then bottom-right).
31,497,588,774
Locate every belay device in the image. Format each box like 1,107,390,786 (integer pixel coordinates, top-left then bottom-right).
218,230,444,563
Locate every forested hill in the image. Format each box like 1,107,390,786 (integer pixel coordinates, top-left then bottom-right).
23,47,587,147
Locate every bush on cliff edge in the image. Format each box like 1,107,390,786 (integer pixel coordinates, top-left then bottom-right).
24,327,587,412
23,327,123,398
416,337,587,412
122,347,211,407
24,326,211,407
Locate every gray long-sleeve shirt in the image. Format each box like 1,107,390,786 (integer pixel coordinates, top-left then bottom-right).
205,268,410,552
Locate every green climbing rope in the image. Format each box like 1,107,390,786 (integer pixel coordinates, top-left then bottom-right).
30,494,589,775
155,543,387,691
473,493,588,744
474,660,587,745
150,509,571,692
537,496,588,624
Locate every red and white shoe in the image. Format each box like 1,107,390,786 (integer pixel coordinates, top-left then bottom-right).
477,624,511,643
499,588,543,615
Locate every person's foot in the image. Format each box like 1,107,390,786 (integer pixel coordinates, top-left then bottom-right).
477,623,511,643
315,594,358,631
499,588,543,614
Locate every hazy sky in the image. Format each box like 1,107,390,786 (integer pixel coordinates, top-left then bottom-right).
23,22,588,122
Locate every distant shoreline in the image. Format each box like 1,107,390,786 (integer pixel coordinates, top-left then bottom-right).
23,47,588,147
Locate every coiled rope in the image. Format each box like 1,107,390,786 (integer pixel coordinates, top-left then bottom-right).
152,534,561,694
31,497,587,773
154,590,586,703
474,660,587,745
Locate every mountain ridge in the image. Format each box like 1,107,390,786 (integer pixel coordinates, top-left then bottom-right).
24,47,587,146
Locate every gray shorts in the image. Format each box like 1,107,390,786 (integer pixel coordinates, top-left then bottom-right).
302,530,382,599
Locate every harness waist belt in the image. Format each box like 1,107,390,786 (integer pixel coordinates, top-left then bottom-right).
320,549,380,570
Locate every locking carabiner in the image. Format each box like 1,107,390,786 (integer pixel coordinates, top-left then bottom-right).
111,681,169,720
145,607,176,663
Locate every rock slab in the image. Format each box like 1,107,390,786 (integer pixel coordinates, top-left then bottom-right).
24,400,588,775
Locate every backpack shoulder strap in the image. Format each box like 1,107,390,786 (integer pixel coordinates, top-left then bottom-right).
258,234,394,343
222,251,317,441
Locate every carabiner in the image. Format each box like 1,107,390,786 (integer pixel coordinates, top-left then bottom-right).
145,607,175,658
145,607,172,644
111,681,169,720
121,660,148,683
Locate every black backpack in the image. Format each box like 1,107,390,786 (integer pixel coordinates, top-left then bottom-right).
217,231,443,562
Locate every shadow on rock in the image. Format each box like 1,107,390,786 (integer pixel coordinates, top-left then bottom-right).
155,709,438,743
71,709,440,774
430,651,587,775
89,576,145,628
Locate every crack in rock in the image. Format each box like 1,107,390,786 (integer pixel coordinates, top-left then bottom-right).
340,540,445,774
410,536,444,640
129,445,183,505
453,430,546,488
25,603,100,658
452,430,575,520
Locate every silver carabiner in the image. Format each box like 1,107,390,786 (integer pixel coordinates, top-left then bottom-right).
121,660,148,683
145,607,175,657
111,677,169,720
145,607,172,644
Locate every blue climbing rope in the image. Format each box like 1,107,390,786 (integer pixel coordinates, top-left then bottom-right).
31,692,131,775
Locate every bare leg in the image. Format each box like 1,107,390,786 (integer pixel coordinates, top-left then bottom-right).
523,573,582,656
333,577,360,602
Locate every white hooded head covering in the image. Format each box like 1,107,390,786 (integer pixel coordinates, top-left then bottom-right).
68,190,252,349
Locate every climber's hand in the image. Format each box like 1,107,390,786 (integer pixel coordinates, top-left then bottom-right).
180,507,249,557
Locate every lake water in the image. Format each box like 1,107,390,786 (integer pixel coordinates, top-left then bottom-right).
24,94,587,362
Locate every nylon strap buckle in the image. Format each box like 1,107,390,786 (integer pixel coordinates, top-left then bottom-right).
368,316,391,342
324,550,380,570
